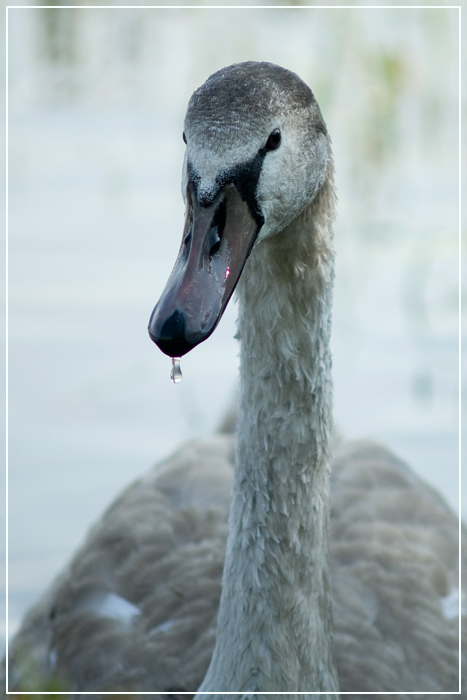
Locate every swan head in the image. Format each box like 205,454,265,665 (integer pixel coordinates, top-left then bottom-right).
148,61,331,358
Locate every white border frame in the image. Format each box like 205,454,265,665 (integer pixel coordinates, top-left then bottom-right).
4,4,462,695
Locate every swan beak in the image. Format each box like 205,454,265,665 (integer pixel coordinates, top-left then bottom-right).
148,183,259,357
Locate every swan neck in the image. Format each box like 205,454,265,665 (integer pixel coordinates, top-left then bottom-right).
198,180,338,697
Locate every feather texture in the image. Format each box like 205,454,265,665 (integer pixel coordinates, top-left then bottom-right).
5,437,464,696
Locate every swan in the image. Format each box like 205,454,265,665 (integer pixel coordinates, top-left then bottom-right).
5,61,465,698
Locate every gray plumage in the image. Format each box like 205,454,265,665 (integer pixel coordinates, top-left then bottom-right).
6,437,464,696
4,62,465,697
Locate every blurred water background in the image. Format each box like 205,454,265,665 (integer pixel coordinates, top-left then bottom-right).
3,3,463,646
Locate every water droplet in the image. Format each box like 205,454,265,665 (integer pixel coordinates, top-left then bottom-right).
170,357,183,384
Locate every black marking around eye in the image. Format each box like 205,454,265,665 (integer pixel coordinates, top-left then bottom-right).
227,152,265,227
187,151,266,229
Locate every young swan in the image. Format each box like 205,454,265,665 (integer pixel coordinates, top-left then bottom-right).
6,62,464,699
149,61,463,698
150,61,339,695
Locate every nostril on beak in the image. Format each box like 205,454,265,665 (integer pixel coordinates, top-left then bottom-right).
208,226,221,259
208,199,227,260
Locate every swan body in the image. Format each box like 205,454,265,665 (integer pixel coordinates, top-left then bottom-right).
5,62,465,697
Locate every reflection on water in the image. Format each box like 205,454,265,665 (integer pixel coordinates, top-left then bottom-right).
5,6,461,642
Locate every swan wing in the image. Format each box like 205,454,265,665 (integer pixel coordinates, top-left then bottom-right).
6,436,234,695
330,440,465,694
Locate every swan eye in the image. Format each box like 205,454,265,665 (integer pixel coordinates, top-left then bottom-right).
264,128,281,152
182,132,187,144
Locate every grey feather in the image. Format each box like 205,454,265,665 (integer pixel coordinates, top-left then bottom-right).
5,438,464,696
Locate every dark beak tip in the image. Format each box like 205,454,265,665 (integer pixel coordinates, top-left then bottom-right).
148,308,198,358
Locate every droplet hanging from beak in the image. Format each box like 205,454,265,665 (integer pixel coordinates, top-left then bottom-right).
170,357,183,384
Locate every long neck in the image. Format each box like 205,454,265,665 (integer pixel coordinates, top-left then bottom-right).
198,173,338,698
